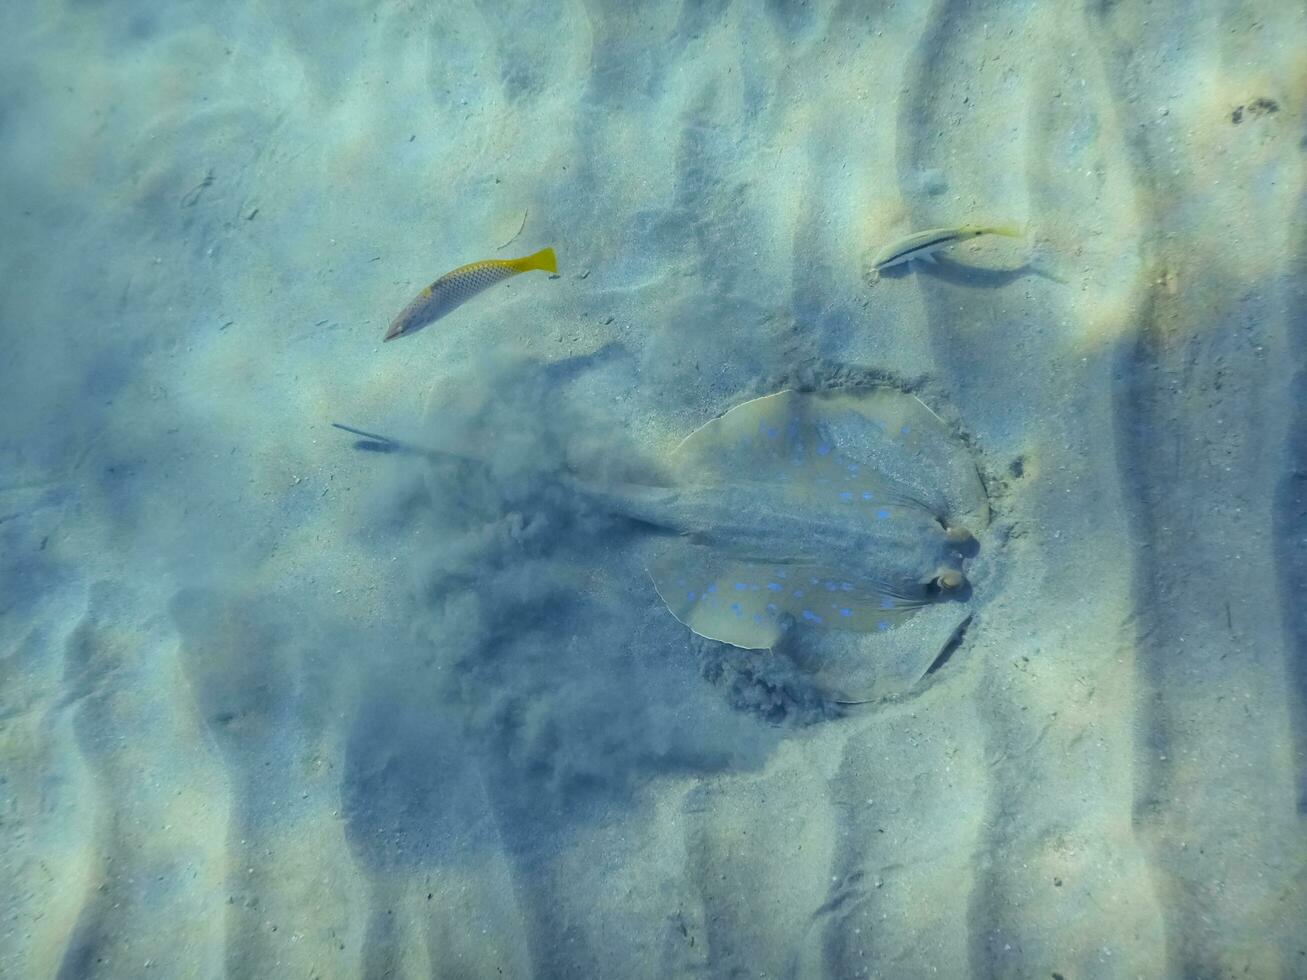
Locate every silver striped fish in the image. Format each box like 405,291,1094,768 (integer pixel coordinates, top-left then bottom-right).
871,225,1020,272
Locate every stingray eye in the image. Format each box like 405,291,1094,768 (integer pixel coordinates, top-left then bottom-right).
936,569,963,590
944,524,973,545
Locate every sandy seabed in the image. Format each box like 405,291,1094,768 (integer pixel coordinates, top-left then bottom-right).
2,2,1306,978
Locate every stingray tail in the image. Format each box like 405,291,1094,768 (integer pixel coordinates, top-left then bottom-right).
330,421,479,465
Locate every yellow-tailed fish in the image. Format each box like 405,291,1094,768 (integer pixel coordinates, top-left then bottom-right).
384,246,557,341
871,225,1021,272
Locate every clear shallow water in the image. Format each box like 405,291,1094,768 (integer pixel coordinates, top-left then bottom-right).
2,3,1306,978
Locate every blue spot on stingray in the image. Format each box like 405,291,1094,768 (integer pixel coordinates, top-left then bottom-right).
687,591,696,601
734,582,747,591
802,609,822,623
862,491,874,501
876,620,890,632
753,614,763,623
766,426,779,438
766,602,779,612
767,582,781,592
876,509,890,520
900,425,911,435
838,491,853,502
706,583,717,594
841,582,853,591
847,463,860,475
880,597,895,610
825,582,838,592
730,602,742,616
816,443,830,456
777,570,788,579
793,590,804,599
840,608,853,618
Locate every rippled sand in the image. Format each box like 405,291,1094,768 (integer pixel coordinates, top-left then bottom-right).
2,2,1305,977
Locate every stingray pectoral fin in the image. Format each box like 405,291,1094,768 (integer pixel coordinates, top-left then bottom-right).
662,585,785,651
648,550,784,650
670,388,959,525
649,546,927,650
799,577,927,635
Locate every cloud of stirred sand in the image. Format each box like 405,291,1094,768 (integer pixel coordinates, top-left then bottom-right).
349,351,837,835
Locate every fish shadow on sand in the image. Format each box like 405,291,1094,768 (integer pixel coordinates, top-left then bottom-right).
878,255,1063,287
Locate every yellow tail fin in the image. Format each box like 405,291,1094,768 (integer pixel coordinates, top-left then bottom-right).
983,225,1023,238
509,246,557,274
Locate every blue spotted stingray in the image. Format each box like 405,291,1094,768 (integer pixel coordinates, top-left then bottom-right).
334,387,987,653
580,388,988,651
